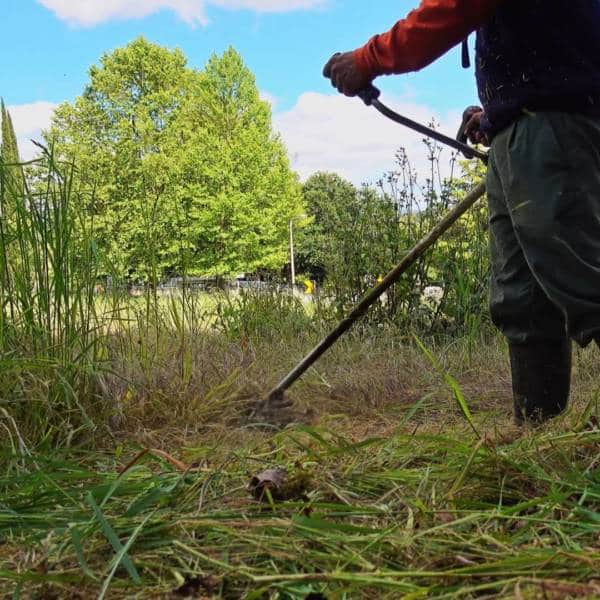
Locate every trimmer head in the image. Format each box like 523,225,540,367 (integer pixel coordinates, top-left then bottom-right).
266,388,289,407
251,388,294,421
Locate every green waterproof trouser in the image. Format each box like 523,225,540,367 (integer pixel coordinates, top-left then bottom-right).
487,111,600,347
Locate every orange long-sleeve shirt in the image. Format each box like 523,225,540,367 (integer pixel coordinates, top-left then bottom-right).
354,0,503,78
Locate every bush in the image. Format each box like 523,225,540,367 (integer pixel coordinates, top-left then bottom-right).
298,144,491,336
214,289,315,342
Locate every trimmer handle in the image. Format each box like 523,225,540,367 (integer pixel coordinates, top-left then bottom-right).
358,85,381,106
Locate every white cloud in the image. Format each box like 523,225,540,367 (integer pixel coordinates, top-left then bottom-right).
5,102,57,161
273,92,462,185
37,0,324,27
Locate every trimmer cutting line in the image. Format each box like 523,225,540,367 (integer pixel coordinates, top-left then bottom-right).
253,86,489,417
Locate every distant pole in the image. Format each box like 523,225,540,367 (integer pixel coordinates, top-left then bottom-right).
289,219,296,287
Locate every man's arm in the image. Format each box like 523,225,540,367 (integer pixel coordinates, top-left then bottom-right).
354,0,503,78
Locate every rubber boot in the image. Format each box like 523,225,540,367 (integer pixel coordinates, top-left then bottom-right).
509,340,572,425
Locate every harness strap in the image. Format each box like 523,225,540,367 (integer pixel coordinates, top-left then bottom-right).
462,38,471,69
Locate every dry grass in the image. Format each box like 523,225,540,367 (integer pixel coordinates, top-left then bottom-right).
2,322,599,599
101,323,598,448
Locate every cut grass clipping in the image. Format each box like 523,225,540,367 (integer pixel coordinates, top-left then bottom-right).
1,418,599,598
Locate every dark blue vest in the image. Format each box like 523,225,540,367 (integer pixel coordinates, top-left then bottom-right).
476,0,600,138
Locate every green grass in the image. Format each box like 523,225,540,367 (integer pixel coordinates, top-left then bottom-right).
1,140,599,599
1,401,599,598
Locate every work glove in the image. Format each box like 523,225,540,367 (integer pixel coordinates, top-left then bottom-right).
458,106,490,147
323,51,373,97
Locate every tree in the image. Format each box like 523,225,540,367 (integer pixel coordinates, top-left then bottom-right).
0,100,24,212
297,172,404,316
295,172,357,282
48,38,190,281
47,39,303,282
0,100,25,260
169,48,303,277
1,101,21,165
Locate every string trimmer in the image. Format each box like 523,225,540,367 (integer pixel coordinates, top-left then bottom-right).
253,85,488,418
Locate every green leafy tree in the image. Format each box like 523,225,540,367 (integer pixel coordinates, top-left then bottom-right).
1,100,21,165
170,48,303,277
48,37,190,281
298,154,489,333
0,100,24,227
297,172,405,317
0,100,26,303
47,39,303,282
296,172,356,281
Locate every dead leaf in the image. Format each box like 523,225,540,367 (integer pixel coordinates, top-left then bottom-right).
119,448,190,475
437,511,456,524
248,468,288,501
249,467,313,502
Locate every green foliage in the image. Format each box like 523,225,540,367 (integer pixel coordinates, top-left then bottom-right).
429,158,490,335
0,100,24,236
215,289,314,342
375,147,489,333
298,147,490,335
172,48,303,277
47,39,303,282
298,172,405,319
0,100,21,166
296,171,357,279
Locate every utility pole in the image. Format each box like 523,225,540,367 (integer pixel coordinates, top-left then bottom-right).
289,219,296,287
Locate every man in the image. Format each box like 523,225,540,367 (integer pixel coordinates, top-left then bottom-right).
323,0,600,425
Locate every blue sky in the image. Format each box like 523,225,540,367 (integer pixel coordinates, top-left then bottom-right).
2,0,479,183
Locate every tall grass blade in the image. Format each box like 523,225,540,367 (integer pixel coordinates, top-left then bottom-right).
86,492,141,585
414,334,480,437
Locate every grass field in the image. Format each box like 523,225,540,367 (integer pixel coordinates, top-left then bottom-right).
2,325,599,599
1,152,598,599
